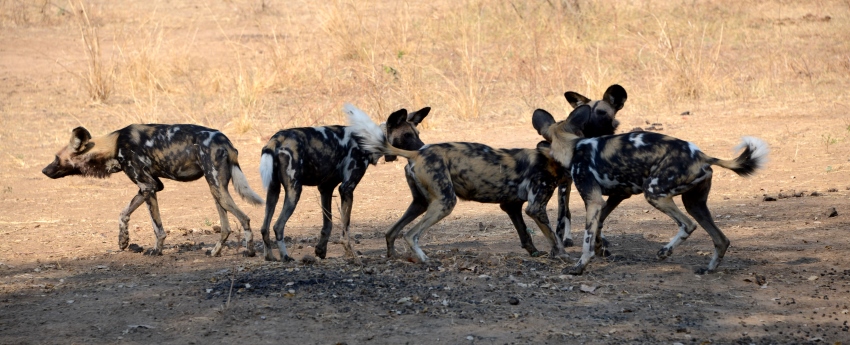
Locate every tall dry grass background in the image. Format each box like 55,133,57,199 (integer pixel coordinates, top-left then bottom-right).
1,0,848,137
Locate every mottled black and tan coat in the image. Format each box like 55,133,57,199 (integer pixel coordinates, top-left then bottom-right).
346,103,572,262
533,106,769,275
42,124,264,256
257,107,430,262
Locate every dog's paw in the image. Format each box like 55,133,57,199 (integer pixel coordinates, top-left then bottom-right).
563,265,585,276
127,243,144,253
529,250,546,258
314,247,327,259
694,267,712,275
144,248,162,256
657,247,673,260
243,250,257,258
282,255,295,262
563,238,575,248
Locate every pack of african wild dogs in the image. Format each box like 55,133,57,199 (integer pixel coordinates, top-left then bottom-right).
42,85,769,275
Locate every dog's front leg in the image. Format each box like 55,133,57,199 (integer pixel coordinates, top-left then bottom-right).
567,191,605,275
141,188,167,256
118,192,146,251
555,184,574,247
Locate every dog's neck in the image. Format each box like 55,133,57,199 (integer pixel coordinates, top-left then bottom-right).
78,133,121,178
549,132,582,169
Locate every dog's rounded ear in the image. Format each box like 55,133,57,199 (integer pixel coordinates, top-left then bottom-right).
564,91,591,109
602,84,628,111
532,109,556,141
407,107,430,125
566,105,592,137
70,127,92,152
386,108,409,130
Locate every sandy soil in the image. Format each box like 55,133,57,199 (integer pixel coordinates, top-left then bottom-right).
1,2,850,344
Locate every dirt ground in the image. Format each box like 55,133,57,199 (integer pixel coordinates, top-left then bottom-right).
2,1,850,345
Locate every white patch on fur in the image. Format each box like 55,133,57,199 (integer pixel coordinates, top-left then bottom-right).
202,131,217,146
647,177,659,193
167,126,180,140
338,126,353,146
282,150,297,180
735,136,770,166
145,140,154,147
277,240,289,259
210,167,219,185
117,149,123,159
259,153,274,192
313,127,329,141
629,133,647,148
589,167,619,188
343,103,386,155
687,142,701,157
231,165,264,205
576,138,599,152
560,216,572,243
576,138,599,160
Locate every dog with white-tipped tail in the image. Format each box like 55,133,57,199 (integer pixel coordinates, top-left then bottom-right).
257,105,430,262
534,105,769,275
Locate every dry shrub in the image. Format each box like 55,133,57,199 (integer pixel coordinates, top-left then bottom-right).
44,0,849,132
69,1,113,104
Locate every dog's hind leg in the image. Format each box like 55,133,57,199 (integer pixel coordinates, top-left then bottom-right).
555,184,574,247
209,202,233,257
386,199,427,258
525,200,566,259
500,202,542,257
315,183,336,260
142,188,167,256
118,192,146,251
593,195,628,257
271,180,301,262
403,198,455,263
207,167,256,257
337,179,363,263
259,173,281,261
682,179,729,274
645,195,698,262
385,169,429,258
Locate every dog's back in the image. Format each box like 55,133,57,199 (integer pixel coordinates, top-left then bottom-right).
412,142,565,203
260,126,378,190
570,131,713,196
114,124,238,182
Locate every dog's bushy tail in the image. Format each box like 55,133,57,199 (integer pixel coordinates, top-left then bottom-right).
231,164,264,205
259,149,275,192
344,103,418,159
709,136,769,177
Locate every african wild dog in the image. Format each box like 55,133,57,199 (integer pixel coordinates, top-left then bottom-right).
533,105,769,275
257,106,430,262
554,85,628,249
345,103,575,262
42,125,264,256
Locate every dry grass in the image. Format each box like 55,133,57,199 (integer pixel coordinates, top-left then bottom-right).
19,0,850,132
